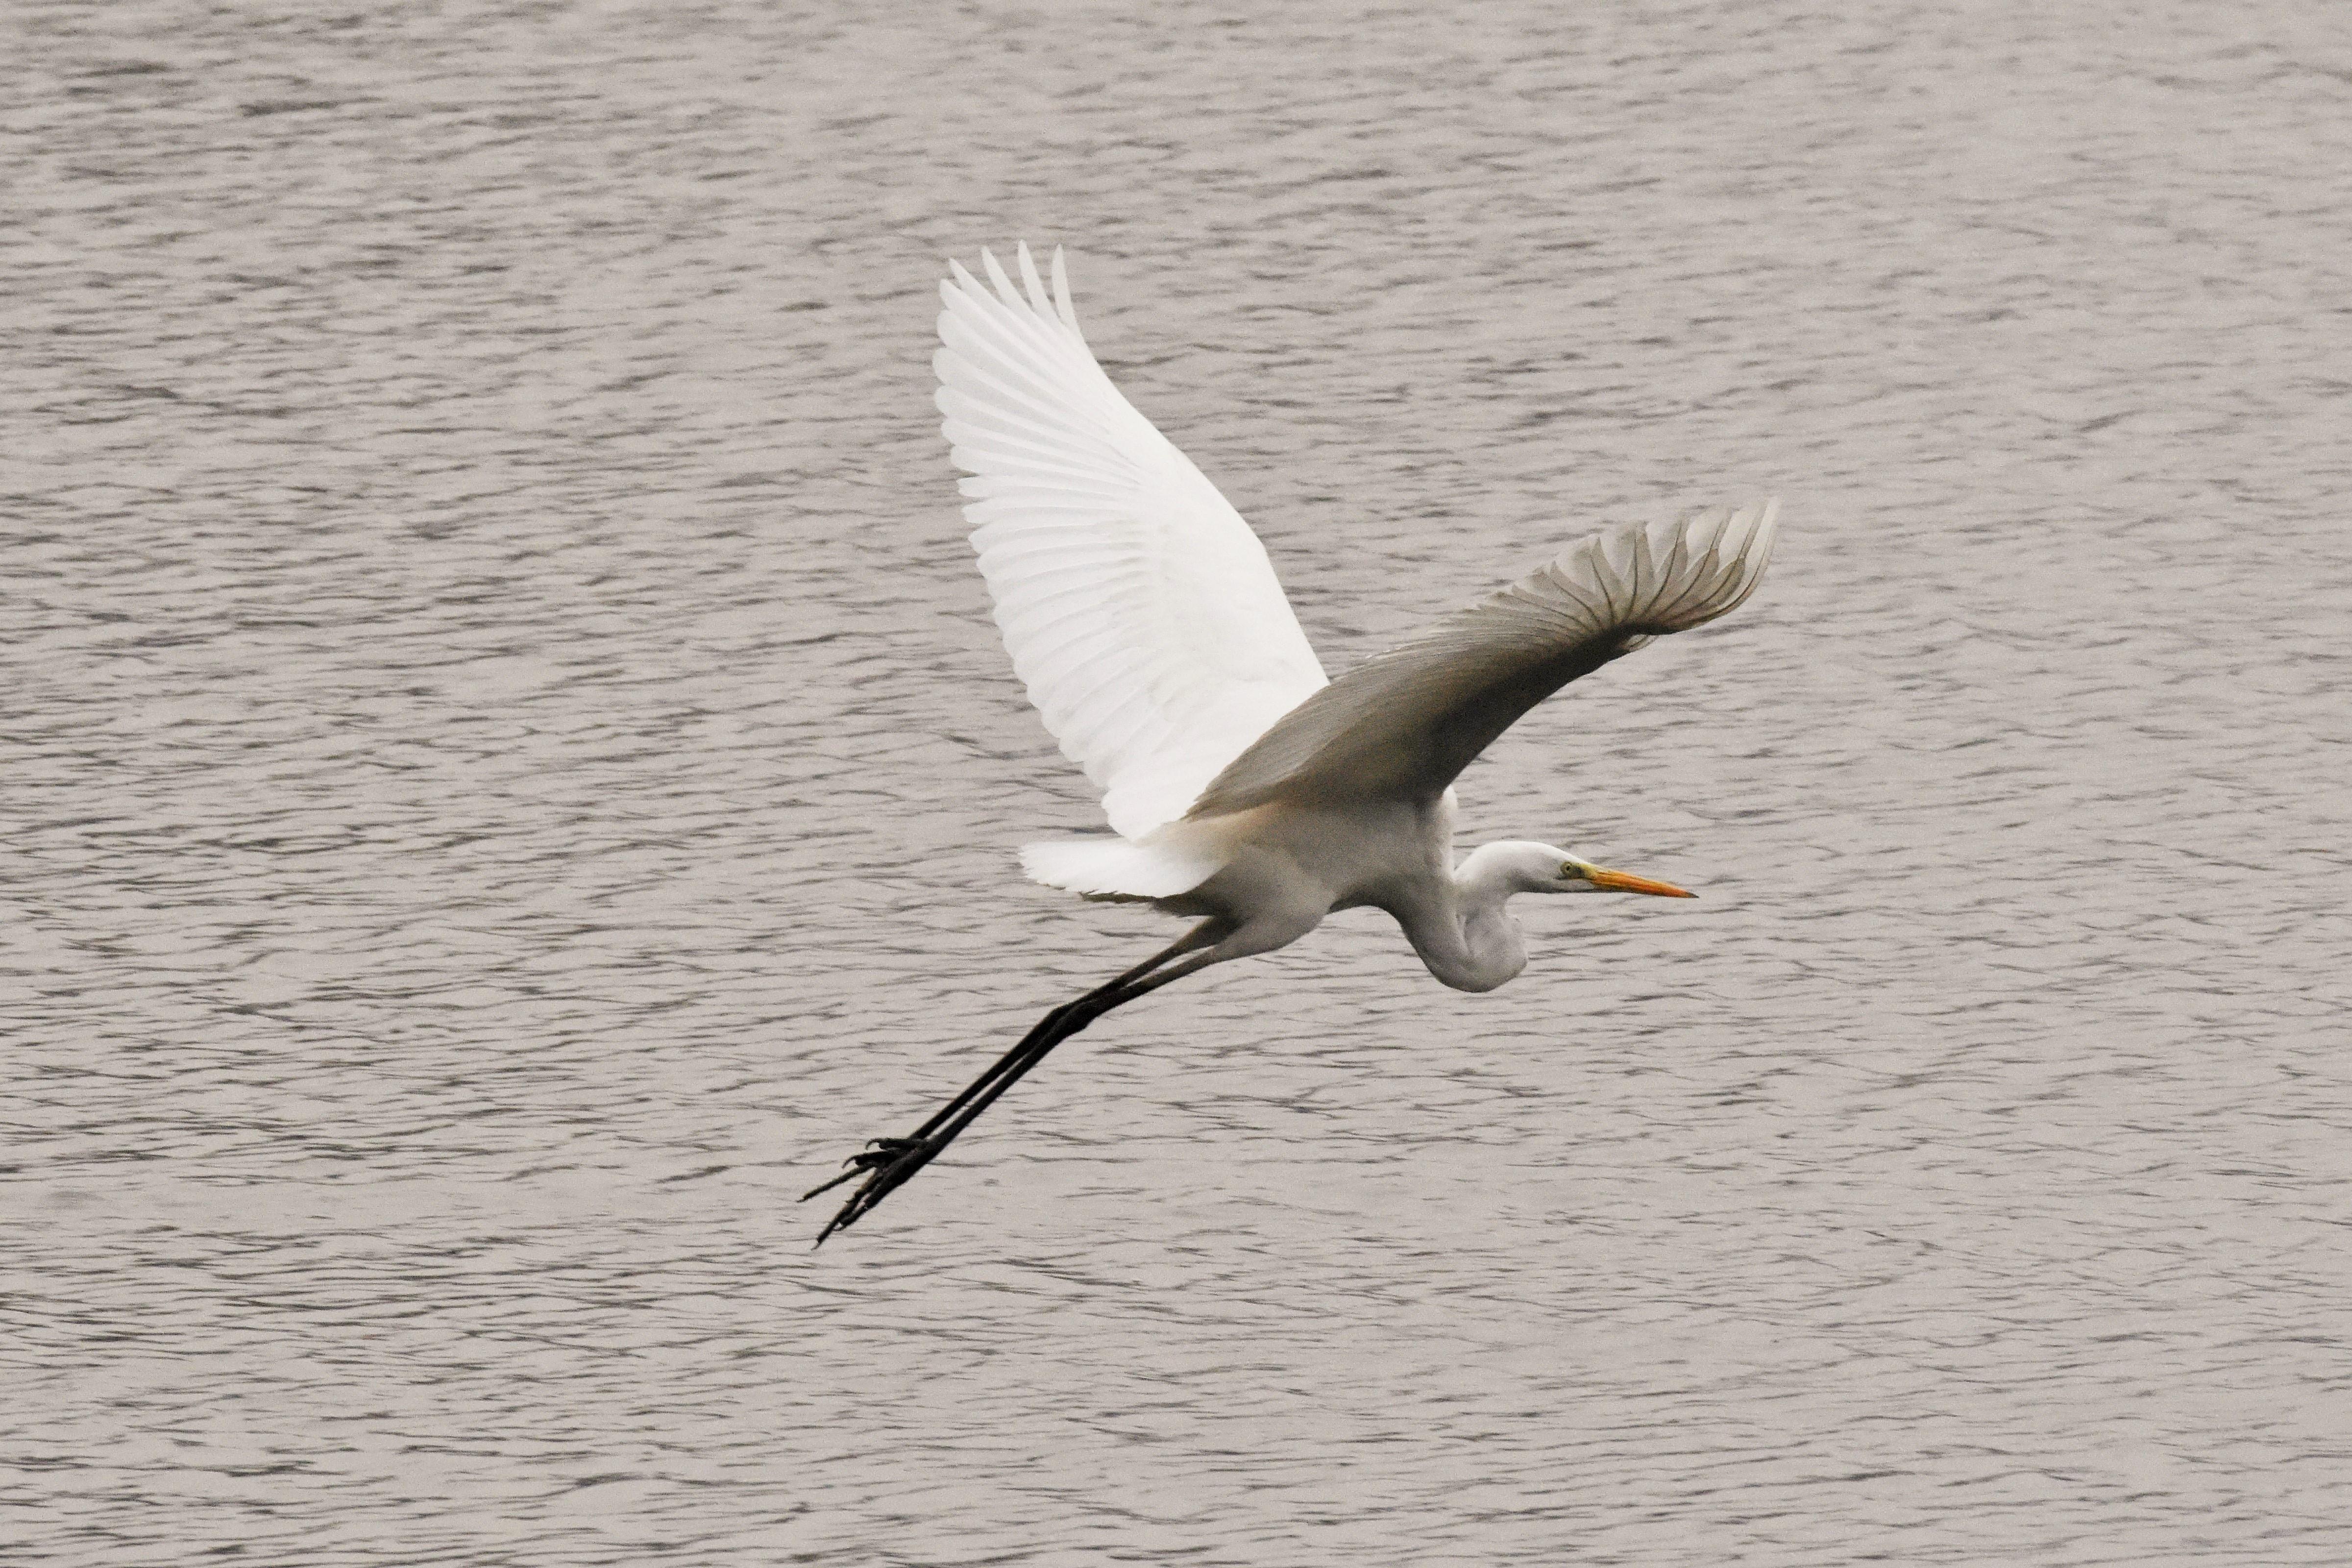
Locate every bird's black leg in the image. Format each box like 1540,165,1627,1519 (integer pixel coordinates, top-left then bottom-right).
802,923,1214,1198
804,920,1229,1245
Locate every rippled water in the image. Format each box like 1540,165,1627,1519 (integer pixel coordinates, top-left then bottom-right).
9,2,2350,1563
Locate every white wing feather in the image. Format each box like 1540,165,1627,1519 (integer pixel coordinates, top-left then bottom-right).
1186,502,1782,819
936,245,1329,838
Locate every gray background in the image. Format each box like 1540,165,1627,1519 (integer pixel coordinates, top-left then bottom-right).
8,1,2350,1563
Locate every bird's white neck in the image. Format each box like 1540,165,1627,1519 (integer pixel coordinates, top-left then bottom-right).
1409,845,1539,993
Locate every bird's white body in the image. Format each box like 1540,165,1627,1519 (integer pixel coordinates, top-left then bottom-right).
1152,792,1547,992
808,244,1780,1241
1158,794,1464,963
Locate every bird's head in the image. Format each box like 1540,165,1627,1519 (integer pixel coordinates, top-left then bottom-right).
1468,842,1696,898
1553,848,1695,898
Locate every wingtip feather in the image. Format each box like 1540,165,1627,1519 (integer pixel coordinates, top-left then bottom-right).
1050,247,1080,333
981,247,1023,306
1016,242,1052,315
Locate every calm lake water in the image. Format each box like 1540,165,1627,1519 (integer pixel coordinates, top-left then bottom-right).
8,2,2350,1563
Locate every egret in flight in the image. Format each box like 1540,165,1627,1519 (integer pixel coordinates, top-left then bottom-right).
807,244,1779,1244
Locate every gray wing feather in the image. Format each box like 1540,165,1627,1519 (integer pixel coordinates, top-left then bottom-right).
1184,501,1780,817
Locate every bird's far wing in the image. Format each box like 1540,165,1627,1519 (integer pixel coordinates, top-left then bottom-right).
936,245,1330,838
1184,502,1780,818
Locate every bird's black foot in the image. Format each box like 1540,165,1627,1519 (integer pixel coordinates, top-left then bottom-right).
800,1136,922,1202
801,1135,943,1246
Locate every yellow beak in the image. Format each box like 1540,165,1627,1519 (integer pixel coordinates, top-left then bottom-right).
1585,866,1696,898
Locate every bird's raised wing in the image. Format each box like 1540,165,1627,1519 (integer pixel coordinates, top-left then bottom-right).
936,245,1329,838
1184,502,1780,818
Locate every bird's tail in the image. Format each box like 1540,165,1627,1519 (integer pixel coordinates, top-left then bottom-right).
1020,825,1228,902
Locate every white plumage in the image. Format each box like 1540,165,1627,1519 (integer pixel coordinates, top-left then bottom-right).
1188,500,1779,821
809,243,1782,1243
940,244,1776,900
936,245,1329,840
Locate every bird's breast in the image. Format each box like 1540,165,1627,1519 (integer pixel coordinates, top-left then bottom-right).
1245,796,1456,914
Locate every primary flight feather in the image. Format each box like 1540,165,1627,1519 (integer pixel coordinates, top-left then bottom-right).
808,243,1780,1243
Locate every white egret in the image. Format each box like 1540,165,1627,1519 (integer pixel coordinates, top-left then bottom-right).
808,244,1779,1243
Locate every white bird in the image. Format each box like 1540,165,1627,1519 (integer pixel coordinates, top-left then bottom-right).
808,244,1779,1243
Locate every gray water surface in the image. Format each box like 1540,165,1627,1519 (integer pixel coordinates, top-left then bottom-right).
8,3,2351,1564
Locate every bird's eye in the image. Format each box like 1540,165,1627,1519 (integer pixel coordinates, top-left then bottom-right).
1560,862,1580,879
